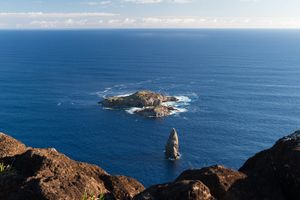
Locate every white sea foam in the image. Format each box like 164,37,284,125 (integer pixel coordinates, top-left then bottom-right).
115,93,134,97
123,95,191,116
175,96,192,103
162,96,191,106
125,107,144,114
103,107,115,110
175,108,188,113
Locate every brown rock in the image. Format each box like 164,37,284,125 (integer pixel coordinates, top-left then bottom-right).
0,133,144,200
135,105,177,118
176,165,246,199
223,175,286,200
238,130,300,200
101,91,178,108
100,90,179,118
102,175,145,200
165,128,180,160
134,180,215,200
0,132,26,157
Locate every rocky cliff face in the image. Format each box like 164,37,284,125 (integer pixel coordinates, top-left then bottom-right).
0,132,144,200
1,130,300,200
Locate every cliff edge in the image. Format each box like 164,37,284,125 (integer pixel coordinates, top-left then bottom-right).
1,130,300,200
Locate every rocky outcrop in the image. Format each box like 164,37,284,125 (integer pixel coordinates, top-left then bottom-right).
0,133,26,157
135,105,177,118
101,91,178,108
0,132,144,200
2,130,300,200
100,90,179,118
165,128,180,160
176,165,246,200
235,130,300,200
136,130,300,200
134,180,215,200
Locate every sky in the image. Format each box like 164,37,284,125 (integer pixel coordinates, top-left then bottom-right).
0,0,300,29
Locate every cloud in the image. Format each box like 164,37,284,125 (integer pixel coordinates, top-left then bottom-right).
142,17,196,24
29,19,88,28
1,12,300,29
168,0,192,4
0,12,118,18
84,1,112,6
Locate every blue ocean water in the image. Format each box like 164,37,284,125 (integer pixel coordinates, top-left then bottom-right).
1,29,300,186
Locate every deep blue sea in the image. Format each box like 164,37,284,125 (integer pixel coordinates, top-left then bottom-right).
1,29,300,186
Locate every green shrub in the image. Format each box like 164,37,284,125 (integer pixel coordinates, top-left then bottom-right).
0,163,8,174
82,191,105,200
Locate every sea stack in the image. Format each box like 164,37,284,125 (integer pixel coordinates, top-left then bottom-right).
165,128,180,160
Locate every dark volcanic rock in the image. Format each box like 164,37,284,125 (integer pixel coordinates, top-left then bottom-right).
101,90,178,108
134,180,215,200
135,105,177,118
0,133,144,200
223,175,285,200
237,130,300,200
100,90,179,118
176,165,246,200
102,175,145,200
165,128,180,160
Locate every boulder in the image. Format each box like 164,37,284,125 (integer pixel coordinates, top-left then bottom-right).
176,165,246,200
0,132,26,157
165,128,180,160
134,180,215,200
0,133,144,200
237,130,300,200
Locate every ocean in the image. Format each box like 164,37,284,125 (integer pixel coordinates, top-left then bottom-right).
1,29,300,186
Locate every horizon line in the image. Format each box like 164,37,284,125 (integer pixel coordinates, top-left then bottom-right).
1,27,300,31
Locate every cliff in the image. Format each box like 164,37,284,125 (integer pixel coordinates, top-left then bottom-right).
1,130,300,200
0,133,144,200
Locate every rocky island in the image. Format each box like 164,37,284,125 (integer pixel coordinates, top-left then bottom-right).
1,130,300,200
100,90,179,118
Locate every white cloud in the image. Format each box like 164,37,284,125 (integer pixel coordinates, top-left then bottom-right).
108,19,121,24
84,1,112,6
1,12,300,29
168,0,192,4
142,17,196,24
30,20,59,28
0,12,118,18
124,18,137,24
29,19,88,28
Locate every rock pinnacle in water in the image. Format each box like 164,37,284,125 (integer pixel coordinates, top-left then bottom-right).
165,128,180,160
